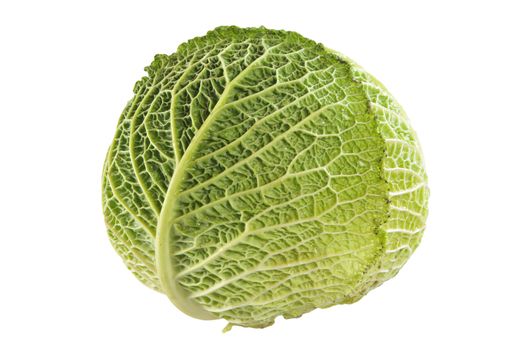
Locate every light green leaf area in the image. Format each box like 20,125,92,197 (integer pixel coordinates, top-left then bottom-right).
102,26,429,329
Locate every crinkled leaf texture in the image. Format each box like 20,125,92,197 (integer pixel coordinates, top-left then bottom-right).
102,26,429,329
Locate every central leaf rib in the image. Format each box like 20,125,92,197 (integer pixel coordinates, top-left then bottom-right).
156,39,277,319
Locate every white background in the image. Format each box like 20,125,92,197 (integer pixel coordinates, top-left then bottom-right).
1,0,526,349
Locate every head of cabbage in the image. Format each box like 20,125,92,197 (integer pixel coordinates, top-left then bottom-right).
102,26,429,330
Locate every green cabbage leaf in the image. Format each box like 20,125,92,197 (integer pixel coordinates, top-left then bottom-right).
102,26,429,329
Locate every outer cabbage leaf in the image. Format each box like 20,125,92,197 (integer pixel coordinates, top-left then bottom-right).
102,26,429,329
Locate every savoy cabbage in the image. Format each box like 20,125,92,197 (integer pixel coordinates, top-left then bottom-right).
102,26,429,329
